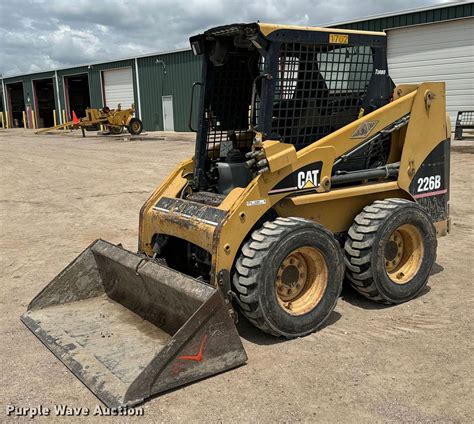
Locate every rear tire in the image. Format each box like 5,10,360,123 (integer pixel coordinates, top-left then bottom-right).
344,198,437,303
233,217,344,338
128,118,143,135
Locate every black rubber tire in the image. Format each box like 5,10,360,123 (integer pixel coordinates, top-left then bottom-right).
232,217,344,338
344,198,437,304
128,118,143,135
109,125,124,135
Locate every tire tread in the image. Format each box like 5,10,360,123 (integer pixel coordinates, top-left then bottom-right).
233,217,342,337
344,198,413,303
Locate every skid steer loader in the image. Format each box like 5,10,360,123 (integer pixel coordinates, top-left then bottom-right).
22,23,450,408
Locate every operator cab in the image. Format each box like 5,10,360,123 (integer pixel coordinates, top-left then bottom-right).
189,23,394,193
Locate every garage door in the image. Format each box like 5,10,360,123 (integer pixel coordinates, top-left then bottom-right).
102,67,134,109
387,18,474,131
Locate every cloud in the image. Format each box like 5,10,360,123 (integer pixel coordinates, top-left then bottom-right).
0,0,449,77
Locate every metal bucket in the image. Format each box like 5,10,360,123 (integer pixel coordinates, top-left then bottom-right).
21,240,247,408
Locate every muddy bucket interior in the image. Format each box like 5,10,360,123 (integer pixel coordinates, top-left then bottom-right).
21,240,247,408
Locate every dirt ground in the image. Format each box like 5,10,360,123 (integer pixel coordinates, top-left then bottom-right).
0,128,472,423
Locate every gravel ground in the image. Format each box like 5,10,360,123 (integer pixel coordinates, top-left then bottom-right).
0,129,472,423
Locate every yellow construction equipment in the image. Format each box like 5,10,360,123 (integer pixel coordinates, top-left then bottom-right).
22,23,450,408
35,105,143,136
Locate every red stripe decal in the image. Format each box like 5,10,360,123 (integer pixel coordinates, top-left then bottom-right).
268,186,298,194
413,189,447,199
177,335,208,362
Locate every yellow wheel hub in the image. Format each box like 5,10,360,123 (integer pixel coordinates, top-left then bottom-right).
384,224,424,284
275,247,328,316
131,122,140,132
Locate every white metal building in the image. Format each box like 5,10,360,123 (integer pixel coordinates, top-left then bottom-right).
387,17,474,129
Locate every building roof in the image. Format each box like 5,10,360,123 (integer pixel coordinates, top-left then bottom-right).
323,1,470,27
329,1,473,31
1,47,191,82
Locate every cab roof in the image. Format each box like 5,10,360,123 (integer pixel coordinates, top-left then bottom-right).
257,22,386,37
199,22,386,38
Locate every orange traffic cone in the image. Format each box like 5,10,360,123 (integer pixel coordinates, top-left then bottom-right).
72,111,80,124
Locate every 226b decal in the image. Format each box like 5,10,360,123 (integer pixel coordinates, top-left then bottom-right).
416,175,442,193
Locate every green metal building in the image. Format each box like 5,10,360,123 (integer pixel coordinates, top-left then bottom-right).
1,2,472,131
333,1,473,31
1,49,201,131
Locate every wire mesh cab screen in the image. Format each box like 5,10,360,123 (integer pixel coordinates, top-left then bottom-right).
202,41,375,158
271,42,374,149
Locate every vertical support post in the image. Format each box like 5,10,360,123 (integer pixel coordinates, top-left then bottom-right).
1,78,8,128
22,111,27,128
134,58,141,120
193,57,212,189
53,109,57,127
1,112,4,129
32,110,37,129
62,110,67,129
54,70,63,125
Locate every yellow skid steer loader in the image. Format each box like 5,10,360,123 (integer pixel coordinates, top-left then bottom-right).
22,23,450,407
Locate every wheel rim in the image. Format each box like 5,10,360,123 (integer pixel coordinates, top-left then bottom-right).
131,121,141,133
275,247,328,316
384,224,424,284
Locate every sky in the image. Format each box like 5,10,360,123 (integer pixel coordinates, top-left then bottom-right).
0,0,457,77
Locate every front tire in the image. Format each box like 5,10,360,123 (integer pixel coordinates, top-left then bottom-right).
344,198,437,303
233,217,344,338
108,125,124,135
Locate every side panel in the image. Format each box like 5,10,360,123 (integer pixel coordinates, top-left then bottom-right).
409,138,450,222
397,82,450,233
398,82,447,191
275,187,411,234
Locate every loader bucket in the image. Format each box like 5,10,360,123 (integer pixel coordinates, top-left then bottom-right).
21,240,247,408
